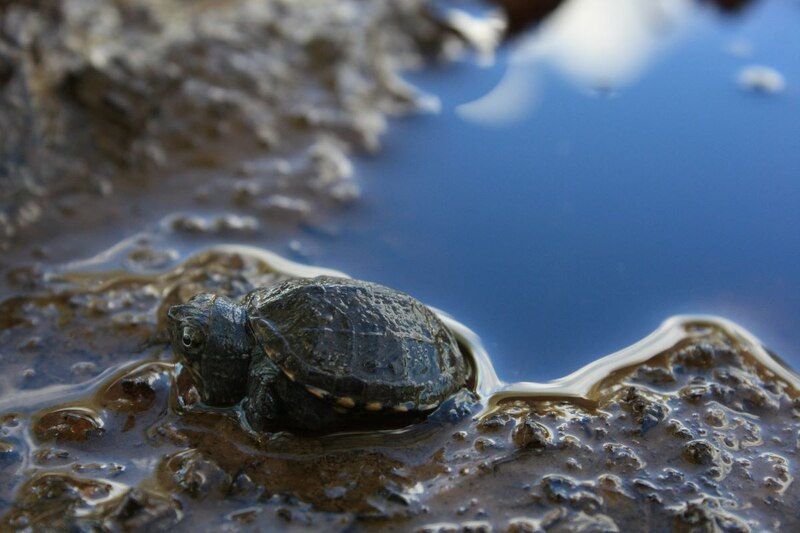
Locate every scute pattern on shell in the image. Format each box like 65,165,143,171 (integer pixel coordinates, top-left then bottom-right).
245,277,468,410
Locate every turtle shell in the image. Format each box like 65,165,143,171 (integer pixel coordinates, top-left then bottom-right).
244,276,469,412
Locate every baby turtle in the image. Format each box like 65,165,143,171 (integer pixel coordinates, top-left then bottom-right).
167,276,470,432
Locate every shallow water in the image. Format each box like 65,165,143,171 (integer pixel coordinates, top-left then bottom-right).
313,0,800,380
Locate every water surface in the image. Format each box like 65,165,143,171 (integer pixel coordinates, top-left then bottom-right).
311,0,800,379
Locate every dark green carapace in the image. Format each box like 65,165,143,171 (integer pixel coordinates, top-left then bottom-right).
167,277,470,432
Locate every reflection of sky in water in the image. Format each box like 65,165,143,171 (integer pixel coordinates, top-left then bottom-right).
307,0,800,380
458,0,697,125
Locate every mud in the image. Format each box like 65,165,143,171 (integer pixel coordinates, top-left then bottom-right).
0,0,457,252
0,245,797,531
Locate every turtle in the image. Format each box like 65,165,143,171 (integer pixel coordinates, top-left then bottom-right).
166,276,471,432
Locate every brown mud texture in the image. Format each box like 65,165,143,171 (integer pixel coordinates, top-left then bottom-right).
0,248,798,532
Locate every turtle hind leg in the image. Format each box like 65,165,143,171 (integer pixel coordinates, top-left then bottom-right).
428,388,477,425
273,375,346,433
243,356,282,432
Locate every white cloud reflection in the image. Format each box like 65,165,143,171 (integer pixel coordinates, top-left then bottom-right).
457,0,695,126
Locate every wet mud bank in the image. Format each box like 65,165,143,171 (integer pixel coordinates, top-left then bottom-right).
0,246,798,531
0,0,457,259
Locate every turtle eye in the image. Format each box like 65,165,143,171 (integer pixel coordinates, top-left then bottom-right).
181,326,204,352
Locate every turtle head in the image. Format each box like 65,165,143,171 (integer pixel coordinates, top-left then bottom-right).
167,293,254,406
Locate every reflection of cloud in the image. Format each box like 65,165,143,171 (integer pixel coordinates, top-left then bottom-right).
737,65,786,94
457,65,539,126
444,8,506,66
530,0,691,86
726,38,753,58
458,0,694,126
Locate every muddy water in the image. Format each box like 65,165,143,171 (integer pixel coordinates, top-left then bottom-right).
0,245,799,531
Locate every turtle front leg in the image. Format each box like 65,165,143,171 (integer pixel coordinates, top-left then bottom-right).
245,354,345,432
243,355,282,431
